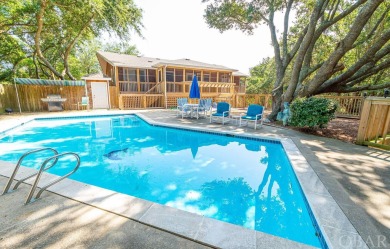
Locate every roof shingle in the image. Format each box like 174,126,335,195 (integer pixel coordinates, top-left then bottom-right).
97,51,238,72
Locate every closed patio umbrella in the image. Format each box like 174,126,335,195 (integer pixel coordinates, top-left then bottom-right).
189,75,200,99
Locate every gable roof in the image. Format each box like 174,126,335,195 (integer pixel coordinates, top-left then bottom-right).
96,51,238,72
81,72,111,80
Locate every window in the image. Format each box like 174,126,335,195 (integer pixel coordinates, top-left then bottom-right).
166,68,174,82
186,71,194,81
203,72,210,82
148,69,156,82
118,68,137,82
210,72,217,82
219,73,229,83
140,69,146,82
195,71,201,81
175,69,183,82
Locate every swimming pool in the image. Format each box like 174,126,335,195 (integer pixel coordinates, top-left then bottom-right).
0,114,322,248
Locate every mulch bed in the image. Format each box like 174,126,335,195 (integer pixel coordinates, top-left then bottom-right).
269,118,360,144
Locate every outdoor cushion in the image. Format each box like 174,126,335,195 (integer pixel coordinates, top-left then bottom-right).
216,102,230,114
241,115,262,120
212,112,229,117
246,104,263,117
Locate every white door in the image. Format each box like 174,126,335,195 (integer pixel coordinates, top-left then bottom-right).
91,82,109,109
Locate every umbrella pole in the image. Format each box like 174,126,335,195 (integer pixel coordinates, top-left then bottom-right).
14,79,22,114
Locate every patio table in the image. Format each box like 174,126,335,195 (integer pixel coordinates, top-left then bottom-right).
182,104,199,118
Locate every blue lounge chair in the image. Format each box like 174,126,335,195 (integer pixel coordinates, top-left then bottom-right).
239,104,264,129
210,102,230,124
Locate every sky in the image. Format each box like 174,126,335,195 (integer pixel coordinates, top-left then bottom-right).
125,0,275,75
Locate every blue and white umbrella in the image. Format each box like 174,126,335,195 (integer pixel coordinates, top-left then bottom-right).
189,75,200,99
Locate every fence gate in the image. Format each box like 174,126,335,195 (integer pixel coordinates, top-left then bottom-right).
356,97,390,150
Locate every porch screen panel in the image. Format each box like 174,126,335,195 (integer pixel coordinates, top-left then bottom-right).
148,69,156,82
203,72,210,82
175,69,183,82
186,70,194,81
166,68,174,82
140,69,147,82
219,73,230,83
210,72,217,82
195,71,201,81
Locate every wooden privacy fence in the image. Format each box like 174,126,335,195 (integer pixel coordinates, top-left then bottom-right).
320,95,363,118
234,94,272,109
0,84,85,112
357,97,390,150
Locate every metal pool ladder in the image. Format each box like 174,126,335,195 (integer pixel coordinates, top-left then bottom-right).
2,148,80,204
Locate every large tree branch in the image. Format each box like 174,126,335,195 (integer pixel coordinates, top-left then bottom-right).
317,58,390,93
63,14,95,80
328,0,341,21
282,0,294,62
352,5,390,49
320,31,390,89
339,82,390,93
34,0,64,80
284,0,328,102
302,0,367,74
344,59,390,86
304,0,384,95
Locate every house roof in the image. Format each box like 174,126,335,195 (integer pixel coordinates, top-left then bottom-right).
233,71,249,77
81,72,111,80
96,51,238,72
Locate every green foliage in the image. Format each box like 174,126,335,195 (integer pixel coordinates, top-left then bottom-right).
103,41,140,55
246,57,275,94
289,97,338,128
0,0,143,81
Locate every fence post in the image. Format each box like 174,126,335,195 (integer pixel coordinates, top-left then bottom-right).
119,95,123,110
356,98,373,145
143,95,147,108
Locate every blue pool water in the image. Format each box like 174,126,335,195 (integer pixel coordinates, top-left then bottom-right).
0,115,321,247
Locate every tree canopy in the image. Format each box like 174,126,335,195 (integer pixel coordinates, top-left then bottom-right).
203,0,390,119
0,0,143,81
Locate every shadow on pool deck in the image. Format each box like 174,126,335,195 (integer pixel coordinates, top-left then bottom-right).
0,109,389,249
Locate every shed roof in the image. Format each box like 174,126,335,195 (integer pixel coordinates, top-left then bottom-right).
96,51,238,72
14,78,85,86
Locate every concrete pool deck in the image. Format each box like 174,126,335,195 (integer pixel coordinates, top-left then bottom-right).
0,109,389,248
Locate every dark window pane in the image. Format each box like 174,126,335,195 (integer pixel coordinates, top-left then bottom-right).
166,68,174,82
210,72,217,82
175,69,183,82
148,69,156,82
129,69,137,82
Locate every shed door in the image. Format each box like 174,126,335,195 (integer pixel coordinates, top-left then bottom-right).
91,82,109,109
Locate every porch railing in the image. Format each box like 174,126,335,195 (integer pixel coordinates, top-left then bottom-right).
320,95,364,118
119,81,158,93
234,85,246,93
119,94,164,109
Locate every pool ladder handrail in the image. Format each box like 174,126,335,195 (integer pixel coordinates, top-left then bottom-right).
1,148,81,205
2,148,59,195
25,152,80,204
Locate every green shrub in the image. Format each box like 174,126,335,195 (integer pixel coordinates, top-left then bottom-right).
289,97,338,128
